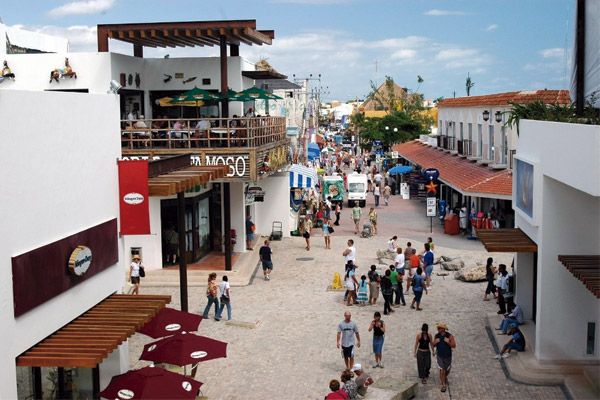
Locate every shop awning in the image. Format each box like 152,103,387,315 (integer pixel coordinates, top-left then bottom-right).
289,164,318,188
558,255,600,298
476,228,538,252
148,165,230,196
16,294,171,368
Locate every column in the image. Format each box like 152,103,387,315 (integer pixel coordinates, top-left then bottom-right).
219,35,229,119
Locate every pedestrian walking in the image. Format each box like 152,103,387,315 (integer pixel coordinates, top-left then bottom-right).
367,265,380,306
368,311,386,368
410,267,427,311
334,202,341,226
129,255,143,295
414,323,434,384
337,312,361,370
433,322,456,393
373,185,381,207
406,248,419,294
351,202,362,235
380,269,394,315
345,264,359,306
383,185,391,206
323,217,332,250
202,272,220,320
393,248,406,306
303,217,313,251
483,257,497,301
421,243,434,289
216,275,232,321
259,239,273,280
357,275,368,306
368,207,377,235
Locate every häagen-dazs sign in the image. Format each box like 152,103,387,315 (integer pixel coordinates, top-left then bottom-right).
68,245,93,276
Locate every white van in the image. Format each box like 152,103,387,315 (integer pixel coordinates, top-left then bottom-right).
347,172,368,207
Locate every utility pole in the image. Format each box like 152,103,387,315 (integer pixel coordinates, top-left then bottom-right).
292,73,324,163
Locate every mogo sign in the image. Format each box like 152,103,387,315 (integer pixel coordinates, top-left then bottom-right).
68,245,93,276
191,154,249,178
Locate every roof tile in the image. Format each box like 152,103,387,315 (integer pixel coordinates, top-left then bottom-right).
438,89,570,108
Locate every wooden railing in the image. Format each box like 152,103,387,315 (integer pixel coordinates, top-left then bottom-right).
121,116,287,150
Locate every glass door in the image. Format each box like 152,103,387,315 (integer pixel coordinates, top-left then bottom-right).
198,198,210,256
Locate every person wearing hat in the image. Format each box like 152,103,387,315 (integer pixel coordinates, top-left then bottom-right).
432,322,456,393
129,255,143,295
352,363,374,397
494,325,526,359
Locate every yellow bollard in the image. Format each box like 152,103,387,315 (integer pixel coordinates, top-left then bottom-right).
332,272,343,289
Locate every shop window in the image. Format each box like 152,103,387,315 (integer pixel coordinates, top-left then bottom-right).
202,78,211,85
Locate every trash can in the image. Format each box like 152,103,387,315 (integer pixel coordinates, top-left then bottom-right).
444,214,460,235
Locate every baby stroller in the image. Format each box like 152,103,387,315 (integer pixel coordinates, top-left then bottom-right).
361,222,373,238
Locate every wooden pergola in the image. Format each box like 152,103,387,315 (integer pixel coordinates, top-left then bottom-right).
476,228,538,253
558,255,600,298
97,20,276,118
148,165,230,196
16,294,170,398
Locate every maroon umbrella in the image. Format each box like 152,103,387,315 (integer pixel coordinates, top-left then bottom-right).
140,331,228,366
138,307,203,338
99,365,202,400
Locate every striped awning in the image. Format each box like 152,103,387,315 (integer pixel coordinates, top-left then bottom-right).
289,164,318,188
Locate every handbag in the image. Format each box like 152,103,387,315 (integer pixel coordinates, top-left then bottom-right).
220,295,230,303
139,265,145,278
329,226,335,234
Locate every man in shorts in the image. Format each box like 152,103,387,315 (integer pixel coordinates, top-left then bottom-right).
421,242,434,289
259,240,273,280
337,311,361,370
352,364,374,396
433,322,456,393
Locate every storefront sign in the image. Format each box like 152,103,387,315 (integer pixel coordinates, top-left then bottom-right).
191,155,249,178
68,246,92,276
247,186,265,202
118,160,151,235
426,197,437,217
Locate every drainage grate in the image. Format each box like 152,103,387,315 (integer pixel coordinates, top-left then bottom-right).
296,257,314,261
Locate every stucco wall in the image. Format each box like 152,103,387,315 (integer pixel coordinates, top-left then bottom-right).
0,90,122,398
253,174,292,238
515,119,600,362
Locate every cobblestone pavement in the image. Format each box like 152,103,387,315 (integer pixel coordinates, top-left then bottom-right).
129,195,566,400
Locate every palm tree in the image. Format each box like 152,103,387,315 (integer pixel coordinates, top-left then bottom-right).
466,73,475,96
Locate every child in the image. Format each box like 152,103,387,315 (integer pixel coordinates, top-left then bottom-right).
357,275,369,306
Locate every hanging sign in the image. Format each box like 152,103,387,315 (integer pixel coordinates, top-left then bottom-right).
118,160,150,235
422,168,440,181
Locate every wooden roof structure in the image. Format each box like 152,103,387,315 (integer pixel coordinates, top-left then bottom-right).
16,294,171,368
97,20,274,52
148,165,230,196
476,228,538,252
558,255,600,298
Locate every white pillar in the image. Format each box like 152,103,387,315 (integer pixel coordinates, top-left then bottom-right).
230,182,246,253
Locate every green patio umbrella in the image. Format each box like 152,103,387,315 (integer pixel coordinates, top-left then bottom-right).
171,87,218,117
236,86,282,116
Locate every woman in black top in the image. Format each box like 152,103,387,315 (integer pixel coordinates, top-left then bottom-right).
413,323,435,384
380,269,394,315
368,311,386,368
483,257,497,301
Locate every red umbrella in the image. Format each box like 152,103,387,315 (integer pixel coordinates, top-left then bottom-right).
99,366,202,400
140,331,228,366
138,308,203,338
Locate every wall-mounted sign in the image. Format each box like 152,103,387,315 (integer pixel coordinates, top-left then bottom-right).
68,245,93,276
123,192,145,205
191,154,249,178
247,186,265,202
175,73,184,79
426,197,437,217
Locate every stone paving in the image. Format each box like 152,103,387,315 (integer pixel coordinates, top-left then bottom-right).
129,193,566,399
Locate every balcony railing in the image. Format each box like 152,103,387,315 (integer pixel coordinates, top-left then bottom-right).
492,145,508,167
121,117,286,150
447,137,456,152
460,139,473,157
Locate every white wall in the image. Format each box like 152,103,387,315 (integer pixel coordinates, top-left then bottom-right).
253,173,291,238
122,197,163,271
0,90,122,398
515,119,600,362
230,182,247,253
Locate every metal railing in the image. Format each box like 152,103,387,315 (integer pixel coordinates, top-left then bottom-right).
121,117,287,149
493,145,508,166
460,139,473,157
447,137,456,151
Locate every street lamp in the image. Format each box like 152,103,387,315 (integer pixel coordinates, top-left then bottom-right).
494,111,503,123
482,110,490,122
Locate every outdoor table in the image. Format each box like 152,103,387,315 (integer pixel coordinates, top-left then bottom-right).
211,128,235,147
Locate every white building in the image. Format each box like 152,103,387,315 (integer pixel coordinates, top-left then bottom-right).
479,119,600,362
0,89,130,398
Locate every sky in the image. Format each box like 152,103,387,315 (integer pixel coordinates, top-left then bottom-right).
2,0,575,101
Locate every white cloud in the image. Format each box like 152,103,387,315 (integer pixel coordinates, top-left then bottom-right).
48,0,115,18
424,9,467,16
485,24,498,32
391,49,416,60
435,48,491,70
539,48,565,58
